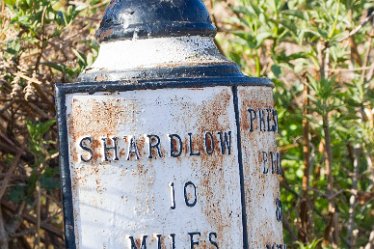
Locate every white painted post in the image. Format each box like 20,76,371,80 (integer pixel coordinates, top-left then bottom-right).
55,1,284,248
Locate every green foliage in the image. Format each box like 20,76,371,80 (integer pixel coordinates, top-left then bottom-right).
27,119,55,155
0,0,107,247
218,0,374,247
296,239,322,249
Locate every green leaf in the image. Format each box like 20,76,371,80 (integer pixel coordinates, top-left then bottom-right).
72,48,88,69
271,64,282,78
7,185,26,203
282,9,306,20
40,168,60,191
256,31,272,45
27,119,56,141
4,0,17,6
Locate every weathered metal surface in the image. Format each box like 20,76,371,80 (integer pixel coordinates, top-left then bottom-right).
65,86,243,248
56,1,285,248
56,82,284,249
237,86,284,248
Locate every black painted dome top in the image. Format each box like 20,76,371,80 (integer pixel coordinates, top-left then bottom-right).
96,0,217,42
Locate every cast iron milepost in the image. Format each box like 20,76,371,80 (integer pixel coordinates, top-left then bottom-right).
55,0,285,248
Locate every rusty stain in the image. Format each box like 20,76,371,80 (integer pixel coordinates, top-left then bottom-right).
64,87,282,248
69,97,129,140
193,88,232,243
238,86,283,247
94,74,108,82
68,97,135,165
119,148,126,157
98,28,114,41
95,178,106,194
137,136,146,157
135,238,142,248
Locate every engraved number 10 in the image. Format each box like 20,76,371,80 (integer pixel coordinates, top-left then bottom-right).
169,181,197,209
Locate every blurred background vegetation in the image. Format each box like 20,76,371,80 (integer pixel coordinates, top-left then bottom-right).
0,0,373,248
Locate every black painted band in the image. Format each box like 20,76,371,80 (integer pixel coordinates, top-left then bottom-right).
97,22,216,42
78,63,245,82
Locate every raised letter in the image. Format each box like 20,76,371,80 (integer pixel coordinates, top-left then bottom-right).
276,198,282,222
218,131,232,155
147,135,162,159
127,136,140,160
271,152,282,175
272,109,279,132
209,232,219,249
259,109,266,131
170,234,176,249
79,137,93,162
188,133,200,156
270,152,275,174
184,181,197,207
262,151,269,174
129,235,147,249
188,232,201,249
169,134,182,157
204,132,215,155
266,108,272,131
169,182,176,209
102,137,119,161
156,234,162,249
248,108,257,132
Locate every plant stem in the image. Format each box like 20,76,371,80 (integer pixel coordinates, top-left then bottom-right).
299,79,311,243
322,112,339,247
0,207,8,249
347,145,359,248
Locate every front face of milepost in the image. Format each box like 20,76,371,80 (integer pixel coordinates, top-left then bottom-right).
58,84,284,248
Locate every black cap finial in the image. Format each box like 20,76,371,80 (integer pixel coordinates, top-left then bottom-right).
96,0,217,42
